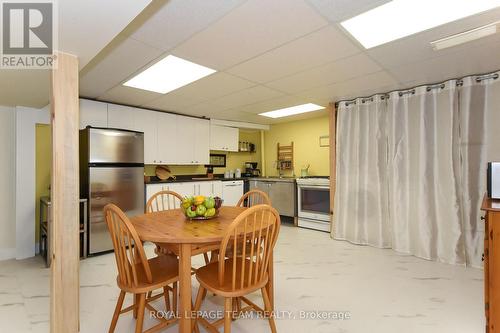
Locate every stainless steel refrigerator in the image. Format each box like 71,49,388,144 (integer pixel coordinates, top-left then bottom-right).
80,127,145,254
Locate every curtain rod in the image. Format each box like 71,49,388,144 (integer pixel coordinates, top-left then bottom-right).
335,69,499,108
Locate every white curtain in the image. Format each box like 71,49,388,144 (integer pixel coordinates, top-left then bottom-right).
333,72,500,267
387,82,464,265
334,96,390,248
459,73,500,267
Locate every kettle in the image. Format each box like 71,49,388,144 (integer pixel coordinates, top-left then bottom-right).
300,164,310,178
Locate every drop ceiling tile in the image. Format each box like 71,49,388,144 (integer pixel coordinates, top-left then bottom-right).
388,41,500,86
267,53,382,94
210,85,285,111
98,85,160,107
298,70,398,101
211,109,272,124
226,25,360,83
59,0,151,69
130,0,245,51
172,0,328,70
142,72,255,111
305,0,390,22
366,7,500,69
182,101,223,118
237,95,309,115
142,91,205,112
79,37,164,98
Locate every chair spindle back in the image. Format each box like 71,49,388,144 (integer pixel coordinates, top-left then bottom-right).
104,204,152,288
219,205,280,291
146,190,183,213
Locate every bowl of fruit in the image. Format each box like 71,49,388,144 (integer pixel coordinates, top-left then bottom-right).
181,195,223,220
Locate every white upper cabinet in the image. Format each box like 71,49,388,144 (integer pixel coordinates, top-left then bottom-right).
175,116,210,165
134,109,158,164
107,104,136,131
210,125,239,152
157,112,178,165
79,99,108,129
80,99,212,165
193,118,210,165
175,116,195,165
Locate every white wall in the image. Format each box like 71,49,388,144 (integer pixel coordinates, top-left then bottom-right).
0,106,16,260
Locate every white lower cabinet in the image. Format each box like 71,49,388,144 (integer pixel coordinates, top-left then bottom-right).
222,180,244,206
146,181,224,205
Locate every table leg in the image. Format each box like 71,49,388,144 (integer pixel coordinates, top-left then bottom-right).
266,251,274,310
179,243,192,333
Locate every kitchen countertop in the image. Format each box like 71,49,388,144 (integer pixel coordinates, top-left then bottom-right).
145,175,249,184
248,177,297,183
145,174,299,184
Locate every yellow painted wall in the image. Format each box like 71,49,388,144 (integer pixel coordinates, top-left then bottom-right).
263,115,330,177
35,124,51,241
145,129,262,176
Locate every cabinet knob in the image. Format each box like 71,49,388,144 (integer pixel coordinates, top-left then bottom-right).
481,216,486,221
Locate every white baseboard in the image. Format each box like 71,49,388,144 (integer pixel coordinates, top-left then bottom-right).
0,248,16,261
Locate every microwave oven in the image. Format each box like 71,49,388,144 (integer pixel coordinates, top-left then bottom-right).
488,162,500,199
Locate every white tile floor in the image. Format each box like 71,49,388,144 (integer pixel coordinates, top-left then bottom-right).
0,225,485,333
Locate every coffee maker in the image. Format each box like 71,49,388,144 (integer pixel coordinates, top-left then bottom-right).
244,162,260,177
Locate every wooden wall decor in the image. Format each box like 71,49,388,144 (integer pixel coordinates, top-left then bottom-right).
50,52,80,333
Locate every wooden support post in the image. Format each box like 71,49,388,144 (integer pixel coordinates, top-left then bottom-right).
328,103,336,235
50,52,80,333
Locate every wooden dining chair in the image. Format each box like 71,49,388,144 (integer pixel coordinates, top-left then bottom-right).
104,204,179,333
236,189,271,208
193,204,281,333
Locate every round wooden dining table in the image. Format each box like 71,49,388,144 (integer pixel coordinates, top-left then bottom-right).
130,206,275,333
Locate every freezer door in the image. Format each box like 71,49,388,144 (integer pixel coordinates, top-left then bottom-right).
89,167,144,254
89,128,144,164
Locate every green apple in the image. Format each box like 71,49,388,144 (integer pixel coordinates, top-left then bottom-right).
186,208,197,218
204,197,215,209
196,205,207,216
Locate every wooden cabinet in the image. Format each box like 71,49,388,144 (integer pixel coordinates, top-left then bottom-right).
79,99,108,129
482,195,500,333
210,124,239,152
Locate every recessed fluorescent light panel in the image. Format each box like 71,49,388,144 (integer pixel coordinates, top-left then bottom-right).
259,103,325,118
341,0,500,49
431,21,499,50
123,55,216,94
